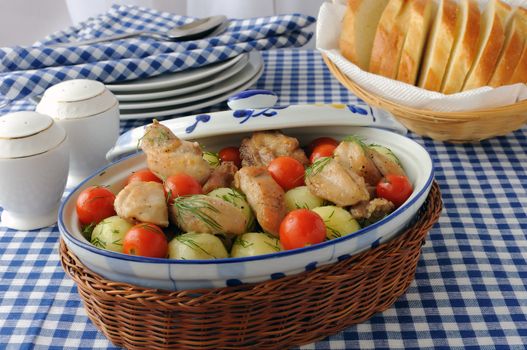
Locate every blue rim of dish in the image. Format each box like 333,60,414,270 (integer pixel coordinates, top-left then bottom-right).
58,139,435,265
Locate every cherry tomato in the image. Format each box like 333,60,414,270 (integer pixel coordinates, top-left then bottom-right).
123,223,168,258
126,168,162,185
76,186,116,225
310,143,337,163
308,137,339,154
376,174,413,207
218,147,242,168
279,209,326,250
164,173,203,204
267,156,305,191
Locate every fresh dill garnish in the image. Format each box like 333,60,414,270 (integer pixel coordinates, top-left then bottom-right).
368,143,402,166
325,224,341,239
91,236,106,249
176,234,216,258
203,151,220,167
173,195,223,232
219,189,246,206
81,223,95,240
342,135,368,149
234,237,253,248
264,240,281,252
305,156,332,177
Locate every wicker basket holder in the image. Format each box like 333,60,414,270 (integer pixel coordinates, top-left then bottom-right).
60,182,442,350
322,55,527,143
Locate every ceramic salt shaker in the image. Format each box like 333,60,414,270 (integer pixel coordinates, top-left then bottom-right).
36,79,119,187
0,111,69,230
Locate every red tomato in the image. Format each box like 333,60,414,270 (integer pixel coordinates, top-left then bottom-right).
376,174,413,207
308,137,339,154
164,173,203,204
218,147,242,168
123,223,168,258
267,156,305,191
279,209,326,250
126,168,162,185
76,186,116,225
310,143,337,163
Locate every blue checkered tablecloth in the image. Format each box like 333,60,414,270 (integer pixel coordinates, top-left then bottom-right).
1,49,527,349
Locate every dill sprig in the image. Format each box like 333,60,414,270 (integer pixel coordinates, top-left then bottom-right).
305,156,332,178
175,234,217,258
342,135,369,150
203,151,221,167
234,237,253,248
368,143,402,166
173,195,223,232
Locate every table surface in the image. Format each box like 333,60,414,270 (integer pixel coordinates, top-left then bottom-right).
1,49,527,349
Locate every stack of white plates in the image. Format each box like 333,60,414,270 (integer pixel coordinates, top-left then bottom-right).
106,51,264,120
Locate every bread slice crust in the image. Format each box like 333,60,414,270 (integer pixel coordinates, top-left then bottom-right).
441,0,481,94
418,0,459,91
462,0,512,91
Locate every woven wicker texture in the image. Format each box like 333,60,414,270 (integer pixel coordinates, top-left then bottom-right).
322,55,527,143
60,182,442,350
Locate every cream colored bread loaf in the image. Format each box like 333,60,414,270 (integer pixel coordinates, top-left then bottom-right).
462,0,512,91
369,0,407,77
339,0,390,70
441,0,481,94
508,7,527,85
489,8,526,87
418,0,460,91
397,0,435,85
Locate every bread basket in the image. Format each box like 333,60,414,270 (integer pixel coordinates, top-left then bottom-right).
60,182,442,350
323,55,527,143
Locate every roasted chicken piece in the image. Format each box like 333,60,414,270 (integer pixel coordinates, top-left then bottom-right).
202,161,238,194
170,195,247,235
239,131,309,167
234,166,286,236
114,181,169,227
305,157,370,207
334,140,382,186
367,148,407,177
350,198,395,225
140,120,212,184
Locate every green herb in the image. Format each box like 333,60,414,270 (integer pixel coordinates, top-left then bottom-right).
305,156,332,178
219,189,246,206
176,234,215,258
342,135,368,150
91,236,106,249
173,195,222,232
203,151,221,167
81,223,95,240
264,240,281,252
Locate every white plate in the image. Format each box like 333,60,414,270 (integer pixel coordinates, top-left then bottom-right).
114,54,249,102
106,53,247,92
118,52,263,110
119,61,264,119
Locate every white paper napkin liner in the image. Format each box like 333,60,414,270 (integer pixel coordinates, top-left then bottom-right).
316,0,527,112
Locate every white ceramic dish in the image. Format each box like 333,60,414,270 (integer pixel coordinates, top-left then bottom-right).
118,52,262,110
114,54,250,102
119,61,264,120
59,112,434,291
106,53,247,92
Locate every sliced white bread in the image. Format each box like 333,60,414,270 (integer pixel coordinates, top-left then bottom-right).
418,0,460,91
441,0,481,94
462,0,512,91
339,0,390,70
508,7,527,85
489,8,526,87
369,0,407,76
397,0,435,85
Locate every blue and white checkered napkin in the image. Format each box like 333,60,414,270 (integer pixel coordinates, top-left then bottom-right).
0,5,315,101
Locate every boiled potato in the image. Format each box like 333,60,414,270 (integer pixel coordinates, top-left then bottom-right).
168,232,228,259
369,145,401,166
203,151,220,168
90,216,133,252
312,206,361,240
207,187,255,230
231,232,283,258
284,186,324,212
